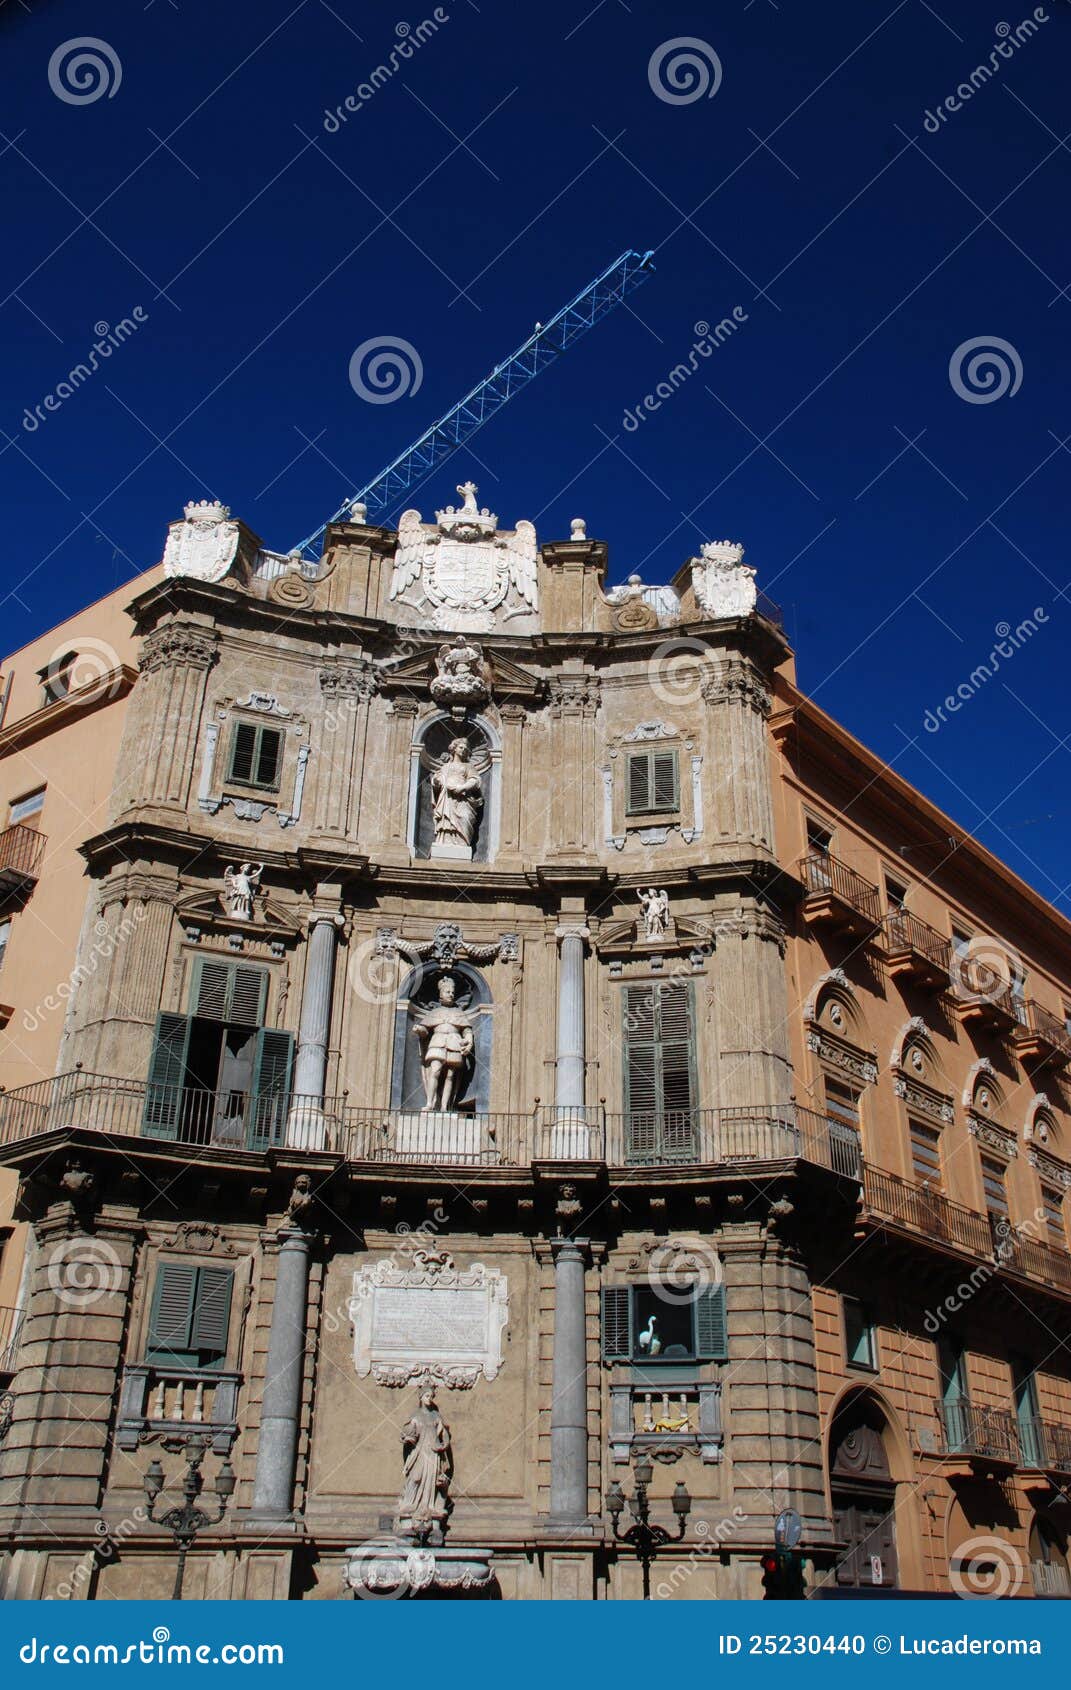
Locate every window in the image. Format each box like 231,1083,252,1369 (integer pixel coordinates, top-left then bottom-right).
227,722,282,792
806,818,832,853
601,1282,727,1363
146,1261,234,1370
625,748,679,816
8,789,44,826
825,1079,860,1132
910,1120,942,1187
1041,1184,1066,1248
938,1337,969,1451
1013,1357,1043,1466
0,918,9,972
843,1297,877,1371
622,980,697,1161
885,876,908,911
37,651,76,705
142,958,293,1149
981,1155,1009,1222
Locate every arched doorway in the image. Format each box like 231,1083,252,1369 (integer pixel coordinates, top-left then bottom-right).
828,1395,898,1589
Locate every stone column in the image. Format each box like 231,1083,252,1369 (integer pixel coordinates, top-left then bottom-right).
250,1229,312,1521
553,921,589,1157
288,914,342,1150
548,1237,591,1526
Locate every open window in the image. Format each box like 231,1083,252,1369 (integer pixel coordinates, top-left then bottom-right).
142,957,292,1148
601,1282,726,1363
146,1260,234,1370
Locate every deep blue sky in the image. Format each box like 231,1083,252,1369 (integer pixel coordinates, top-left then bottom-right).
2,0,1069,908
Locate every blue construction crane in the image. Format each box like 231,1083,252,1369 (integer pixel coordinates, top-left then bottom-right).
292,247,655,556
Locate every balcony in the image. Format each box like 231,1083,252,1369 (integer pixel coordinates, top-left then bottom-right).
799,851,880,938
0,1305,24,1376
990,1213,1071,1293
1013,998,1071,1069
0,1072,863,1179
883,909,951,991
1017,1416,1071,1475
951,959,1020,1034
936,1399,1020,1466
0,823,45,896
115,1364,241,1454
863,1165,993,1257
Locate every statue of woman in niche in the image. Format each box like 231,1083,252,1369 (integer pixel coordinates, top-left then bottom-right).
395,1385,452,1544
431,737,484,854
412,975,475,1112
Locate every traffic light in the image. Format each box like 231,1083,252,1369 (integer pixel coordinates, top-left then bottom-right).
760,1548,807,1598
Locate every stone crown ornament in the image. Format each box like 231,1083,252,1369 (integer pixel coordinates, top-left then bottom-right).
388,480,539,633
692,539,757,619
163,497,240,582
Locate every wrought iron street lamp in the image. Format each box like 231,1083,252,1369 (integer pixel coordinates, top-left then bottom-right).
142,1433,236,1600
606,1454,691,1599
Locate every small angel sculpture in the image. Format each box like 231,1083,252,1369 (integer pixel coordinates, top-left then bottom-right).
222,862,263,922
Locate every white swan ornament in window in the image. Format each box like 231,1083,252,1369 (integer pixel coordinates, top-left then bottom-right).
638,1315,662,1356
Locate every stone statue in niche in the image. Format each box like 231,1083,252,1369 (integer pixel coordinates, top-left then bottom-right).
431,737,485,859
395,1386,452,1544
638,886,670,940
413,975,475,1112
221,862,263,921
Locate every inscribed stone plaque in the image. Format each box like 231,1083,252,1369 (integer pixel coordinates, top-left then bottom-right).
349,1247,508,1389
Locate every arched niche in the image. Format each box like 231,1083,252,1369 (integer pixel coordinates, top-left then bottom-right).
964,1057,1008,1124
407,712,500,863
390,961,493,1114
1025,1092,1059,1148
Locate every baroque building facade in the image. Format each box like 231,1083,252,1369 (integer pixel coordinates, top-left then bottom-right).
0,487,1067,1600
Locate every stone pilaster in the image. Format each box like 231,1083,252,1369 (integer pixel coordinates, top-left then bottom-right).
546,675,600,859
249,1229,313,1521
314,662,376,839
0,1207,140,1526
701,654,775,851
719,1220,829,1544
380,698,420,861
117,623,218,818
497,702,526,862
711,904,792,1108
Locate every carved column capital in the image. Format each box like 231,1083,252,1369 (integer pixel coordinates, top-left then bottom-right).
140,624,219,674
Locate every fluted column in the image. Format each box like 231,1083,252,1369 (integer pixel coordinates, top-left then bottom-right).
553,921,589,1156
288,913,342,1150
548,1237,591,1525
250,1229,312,1521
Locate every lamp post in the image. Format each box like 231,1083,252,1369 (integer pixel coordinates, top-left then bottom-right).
142,1434,236,1600
606,1454,691,1600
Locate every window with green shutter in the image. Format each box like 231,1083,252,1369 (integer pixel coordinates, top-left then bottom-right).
625,748,679,815
146,1261,234,1369
227,721,282,792
622,980,697,1162
601,1282,726,1362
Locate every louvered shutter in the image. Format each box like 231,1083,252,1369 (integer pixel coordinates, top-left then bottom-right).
229,721,257,783
694,1284,727,1359
190,1267,233,1360
652,750,679,810
142,1012,192,1138
626,753,652,815
147,1261,198,1361
254,728,281,790
601,1286,632,1361
659,981,696,1155
248,1028,294,1149
623,984,659,1160
191,958,267,1027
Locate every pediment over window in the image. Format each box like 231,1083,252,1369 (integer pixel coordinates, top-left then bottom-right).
378,645,544,703
176,889,301,947
804,971,877,1085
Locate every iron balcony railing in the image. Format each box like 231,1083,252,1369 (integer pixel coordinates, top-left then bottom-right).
990,1212,1071,1291
951,958,1020,1022
799,851,881,926
863,1165,993,1257
936,1399,1020,1464
0,823,46,888
1015,997,1071,1061
1017,1416,1071,1474
0,1305,24,1374
0,1072,863,1177
884,908,952,976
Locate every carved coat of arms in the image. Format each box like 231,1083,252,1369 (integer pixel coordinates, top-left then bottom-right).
162,499,240,583
691,540,757,619
389,482,538,632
